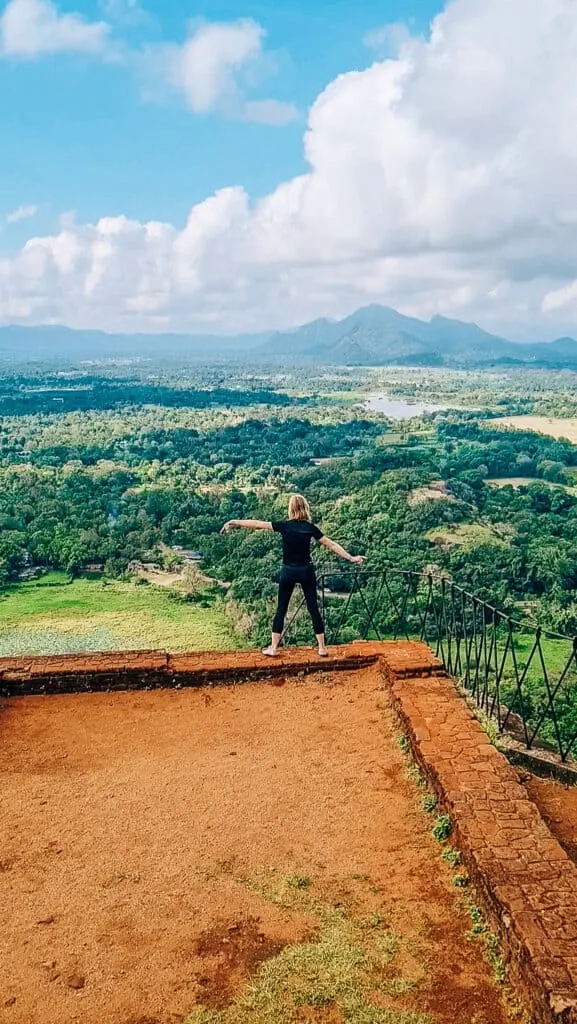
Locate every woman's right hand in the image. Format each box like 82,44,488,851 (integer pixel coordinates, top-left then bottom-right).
220,521,234,534
351,555,365,565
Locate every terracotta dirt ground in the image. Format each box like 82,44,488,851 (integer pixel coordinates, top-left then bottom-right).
1,666,513,1024
524,774,577,865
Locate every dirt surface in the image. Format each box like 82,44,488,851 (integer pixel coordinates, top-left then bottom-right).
524,773,577,864
1,668,511,1024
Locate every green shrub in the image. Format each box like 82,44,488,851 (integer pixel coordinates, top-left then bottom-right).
431,815,452,843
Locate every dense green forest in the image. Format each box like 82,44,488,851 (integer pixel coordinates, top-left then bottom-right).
3,363,577,640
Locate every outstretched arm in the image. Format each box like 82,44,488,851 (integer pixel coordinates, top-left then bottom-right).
220,519,273,533
320,535,365,565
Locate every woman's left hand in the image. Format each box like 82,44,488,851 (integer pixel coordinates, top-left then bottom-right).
220,521,233,534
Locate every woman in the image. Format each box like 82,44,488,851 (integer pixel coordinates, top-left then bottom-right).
221,494,364,657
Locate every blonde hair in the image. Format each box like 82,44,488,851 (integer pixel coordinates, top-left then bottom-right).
288,494,312,522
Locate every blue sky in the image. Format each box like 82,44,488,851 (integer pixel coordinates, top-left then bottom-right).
1,0,441,238
1,0,576,340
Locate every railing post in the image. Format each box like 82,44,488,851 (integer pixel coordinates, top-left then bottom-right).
440,576,450,671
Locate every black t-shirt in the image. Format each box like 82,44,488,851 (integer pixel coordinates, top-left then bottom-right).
271,519,324,566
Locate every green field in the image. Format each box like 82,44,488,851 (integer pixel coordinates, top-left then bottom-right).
487,631,577,756
0,574,238,657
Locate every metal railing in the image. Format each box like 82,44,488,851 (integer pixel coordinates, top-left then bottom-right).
275,567,577,763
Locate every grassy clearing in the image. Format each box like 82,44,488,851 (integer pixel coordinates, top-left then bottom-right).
511,632,574,676
425,523,510,550
490,415,577,443
377,432,411,446
0,575,238,656
316,390,368,403
187,869,432,1024
497,631,577,755
408,483,454,507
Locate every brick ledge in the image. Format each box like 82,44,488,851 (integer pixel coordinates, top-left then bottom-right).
381,645,577,1024
0,641,389,695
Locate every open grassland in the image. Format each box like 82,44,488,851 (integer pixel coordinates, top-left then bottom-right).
0,574,238,656
491,415,577,443
512,631,574,674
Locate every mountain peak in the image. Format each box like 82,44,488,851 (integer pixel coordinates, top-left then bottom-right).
261,306,577,366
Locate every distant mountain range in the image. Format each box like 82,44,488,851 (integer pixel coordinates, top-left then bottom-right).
2,306,577,368
0,324,264,362
261,306,577,368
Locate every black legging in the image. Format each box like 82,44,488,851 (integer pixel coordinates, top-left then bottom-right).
272,564,325,636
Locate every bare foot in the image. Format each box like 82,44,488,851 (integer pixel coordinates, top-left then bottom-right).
317,647,329,657
262,646,280,657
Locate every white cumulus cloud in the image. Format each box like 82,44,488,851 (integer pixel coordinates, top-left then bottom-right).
5,203,39,224
0,0,109,57
166,18,298,125
363,21,416,57
3,0,577,338
99,0,146,24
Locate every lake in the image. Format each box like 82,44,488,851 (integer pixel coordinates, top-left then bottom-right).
362,395,444,419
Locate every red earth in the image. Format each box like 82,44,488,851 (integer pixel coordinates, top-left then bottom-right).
524,773,577,865
0,667,512,1024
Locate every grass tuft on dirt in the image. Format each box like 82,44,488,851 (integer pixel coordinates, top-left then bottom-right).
187,875,432,1024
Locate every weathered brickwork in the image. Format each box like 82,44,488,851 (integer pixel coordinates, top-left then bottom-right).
1,639,576,1021
0,642,383,696
382,644,577,1024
